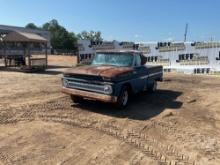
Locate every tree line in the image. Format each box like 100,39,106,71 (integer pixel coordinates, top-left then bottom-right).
25,19,103,51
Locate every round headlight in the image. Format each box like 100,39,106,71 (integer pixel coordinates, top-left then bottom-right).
63,79,69,87
104,85,113,94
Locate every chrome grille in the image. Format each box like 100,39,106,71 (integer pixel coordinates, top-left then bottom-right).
64,77,105,94
64,74,103,81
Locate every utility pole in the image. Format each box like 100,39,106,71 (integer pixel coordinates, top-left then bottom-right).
184,23,188,42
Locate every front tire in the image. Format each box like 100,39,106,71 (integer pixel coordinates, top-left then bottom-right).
116,86,129,109
71,95,84,104
148,81,157,93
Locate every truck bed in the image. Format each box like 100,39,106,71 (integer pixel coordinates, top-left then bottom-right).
146,65,163,81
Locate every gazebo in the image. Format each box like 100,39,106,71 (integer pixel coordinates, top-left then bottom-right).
2,31,48,71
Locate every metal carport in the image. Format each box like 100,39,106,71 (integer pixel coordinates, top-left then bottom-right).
2,31,48,71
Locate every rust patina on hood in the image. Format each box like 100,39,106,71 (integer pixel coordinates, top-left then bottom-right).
64,65,134,78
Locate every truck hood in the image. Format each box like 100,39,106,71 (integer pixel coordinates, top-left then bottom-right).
64,65,134,78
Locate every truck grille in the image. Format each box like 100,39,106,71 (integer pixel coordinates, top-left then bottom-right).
64,74,103,81
63,77,106,94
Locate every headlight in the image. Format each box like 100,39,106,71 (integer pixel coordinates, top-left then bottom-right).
103,85,113,95
63,79,69,87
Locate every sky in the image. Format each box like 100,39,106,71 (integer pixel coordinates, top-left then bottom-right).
0,0,220,42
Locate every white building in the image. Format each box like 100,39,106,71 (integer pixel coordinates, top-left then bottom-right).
77,40,220,74
77,40,135,64
142,42,220,74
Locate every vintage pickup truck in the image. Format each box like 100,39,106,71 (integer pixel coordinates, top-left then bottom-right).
62,50,163,108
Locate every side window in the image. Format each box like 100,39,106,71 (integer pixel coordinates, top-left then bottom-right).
134,54,141,67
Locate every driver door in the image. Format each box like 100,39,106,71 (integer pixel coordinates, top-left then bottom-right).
133,54,147,93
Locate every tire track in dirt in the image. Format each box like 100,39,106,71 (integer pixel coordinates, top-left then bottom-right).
0,97,197,165
145,117,220,160
0,152,12,165
30,114,196,164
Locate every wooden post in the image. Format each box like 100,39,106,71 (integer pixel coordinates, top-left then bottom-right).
77,53,80,64
45,42,48,68
23,43,26,66
3,42,7,67
27,43,31,69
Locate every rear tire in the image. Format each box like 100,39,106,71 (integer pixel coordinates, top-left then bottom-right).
148,81,157,93
71,95,84,104
116,86,129,109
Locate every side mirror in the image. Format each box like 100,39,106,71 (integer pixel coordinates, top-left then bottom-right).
141,55,147,65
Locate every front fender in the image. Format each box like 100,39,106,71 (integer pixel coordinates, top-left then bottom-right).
113,81,136,97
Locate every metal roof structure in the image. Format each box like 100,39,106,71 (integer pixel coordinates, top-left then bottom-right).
3,31,47,43
0,24,49,33
1,31,48,71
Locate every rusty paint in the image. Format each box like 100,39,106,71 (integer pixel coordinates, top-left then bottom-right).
64,51,148,78
64,65,134,79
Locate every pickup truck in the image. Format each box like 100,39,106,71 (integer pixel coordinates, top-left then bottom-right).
62,50,163,108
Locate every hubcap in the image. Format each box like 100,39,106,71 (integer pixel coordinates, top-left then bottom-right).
122,91,128,106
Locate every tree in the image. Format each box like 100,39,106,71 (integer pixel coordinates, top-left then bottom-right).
25,23,39,29
25,19,104,51
64,32,78,50
42,19,59,31
42,19,78,51
77,30,103,42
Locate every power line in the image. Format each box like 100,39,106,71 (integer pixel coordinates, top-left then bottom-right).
184,23,188,42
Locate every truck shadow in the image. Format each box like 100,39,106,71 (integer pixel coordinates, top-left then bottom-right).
72,89,183,121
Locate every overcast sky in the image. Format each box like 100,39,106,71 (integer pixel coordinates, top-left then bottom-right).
1,0,219,42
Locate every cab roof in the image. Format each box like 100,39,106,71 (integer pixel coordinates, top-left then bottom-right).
96,49,142,54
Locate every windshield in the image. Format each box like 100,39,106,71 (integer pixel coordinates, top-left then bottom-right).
91,53,134,67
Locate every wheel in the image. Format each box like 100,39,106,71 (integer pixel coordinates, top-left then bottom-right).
71,95,84,104
116,86,129,109
148,81,157,93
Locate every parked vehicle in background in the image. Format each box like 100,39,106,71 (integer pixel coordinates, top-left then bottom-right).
62,50,163,108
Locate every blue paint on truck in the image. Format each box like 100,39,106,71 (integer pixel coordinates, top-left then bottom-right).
62,50,163,109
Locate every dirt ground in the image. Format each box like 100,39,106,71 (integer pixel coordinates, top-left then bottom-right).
0,55,78,68
47,55,78,67
0,67,220,164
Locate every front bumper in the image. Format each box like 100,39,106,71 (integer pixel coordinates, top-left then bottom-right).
62,87,118,103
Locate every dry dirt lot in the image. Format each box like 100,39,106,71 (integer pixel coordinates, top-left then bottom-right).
0,70,220,165
47,55,78,67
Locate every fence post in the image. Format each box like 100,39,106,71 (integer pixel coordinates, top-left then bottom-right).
45,43,48,68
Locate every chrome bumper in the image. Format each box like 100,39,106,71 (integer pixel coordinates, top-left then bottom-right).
62,87,117,103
